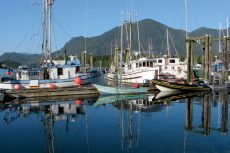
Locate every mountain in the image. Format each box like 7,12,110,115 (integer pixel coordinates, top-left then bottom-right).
59,19,187,57
0,52,40,67
0,19,223,66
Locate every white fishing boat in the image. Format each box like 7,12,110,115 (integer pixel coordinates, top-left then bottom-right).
106,14,160,84
155,29,187,79
107,57,159,84
0,0,93,90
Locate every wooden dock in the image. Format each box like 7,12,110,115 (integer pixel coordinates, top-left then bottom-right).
5,85,99,99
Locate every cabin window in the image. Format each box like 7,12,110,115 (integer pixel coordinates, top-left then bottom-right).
58,68,63,75
170,59,175,63
136,63,139,68
165,66,167,69
150,62,153,67
128,64,131,69
172,66,175,69
147,62,149,67
143,62,146,67
139,63,142,67
75,66,80,73
158,59,162,63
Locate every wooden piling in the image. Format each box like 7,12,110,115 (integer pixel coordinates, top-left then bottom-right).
186,38,195,83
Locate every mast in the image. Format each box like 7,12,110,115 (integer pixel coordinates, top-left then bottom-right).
227,17,229,37
119,12,124,85
41,0,53,65
136,14,141,56
185,0,189,66
166,28,170,57
185,0,188,39
129,12,132,60
84,0,88,52
148,38,153,58
219,22,222,54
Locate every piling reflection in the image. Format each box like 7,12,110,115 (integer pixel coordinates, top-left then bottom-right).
185,90,228,135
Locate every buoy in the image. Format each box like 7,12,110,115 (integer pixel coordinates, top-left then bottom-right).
132,83,139,88
75,99,81,105
49,83,56,89
6,71,11,75
74,76,81,85
14,84,21,90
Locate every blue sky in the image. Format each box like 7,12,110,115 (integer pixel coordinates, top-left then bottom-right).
0,0,229,55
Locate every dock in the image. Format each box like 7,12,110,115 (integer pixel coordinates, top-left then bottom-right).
4,85,99,99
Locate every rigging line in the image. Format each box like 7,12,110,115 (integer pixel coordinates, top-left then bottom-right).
160,35,166,57
52,15,72,39
13,25,35,52
169,31,179,58
51,22,58,51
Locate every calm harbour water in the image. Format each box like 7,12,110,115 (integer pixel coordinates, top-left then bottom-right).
0,89,230,153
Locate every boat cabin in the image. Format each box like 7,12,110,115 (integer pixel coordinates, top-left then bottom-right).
124,57,158,71
16,56,83,80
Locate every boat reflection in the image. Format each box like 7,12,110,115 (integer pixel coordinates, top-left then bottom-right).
1,97,97,153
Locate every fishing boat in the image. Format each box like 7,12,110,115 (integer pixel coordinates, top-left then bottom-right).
93,84,148,95
106,14,160,84
107,57,160,84
154,29,187,79
0,0,93,90
151,79,211,92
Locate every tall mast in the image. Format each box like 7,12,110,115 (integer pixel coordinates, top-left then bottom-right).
120,12,124,85
84,0,88,53
185,0,189,64
166,28,170,57
136,14,141,56
185,0,188,38
129,12,132,60
219,22,222,53
227,17,229,37
42,0,53,65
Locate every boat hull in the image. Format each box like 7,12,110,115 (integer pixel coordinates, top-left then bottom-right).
151,80,211,92
155,85,180,92
0,74,91,90
93,84,148,95
107,68,158,84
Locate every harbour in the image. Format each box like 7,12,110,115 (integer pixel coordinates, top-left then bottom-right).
1,0,230,152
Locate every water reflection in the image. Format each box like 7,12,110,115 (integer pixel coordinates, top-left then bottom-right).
0,90,230,153
185,91,228,135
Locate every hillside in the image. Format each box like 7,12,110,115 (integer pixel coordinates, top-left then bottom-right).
0,19,222,66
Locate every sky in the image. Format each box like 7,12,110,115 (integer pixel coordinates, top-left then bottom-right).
0,0,230,55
